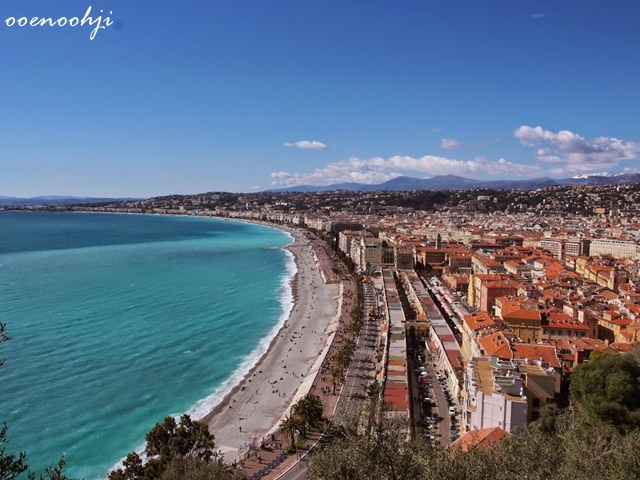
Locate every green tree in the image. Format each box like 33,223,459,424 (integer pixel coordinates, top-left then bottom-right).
292,395,324,438
158,458,245,480
329,365,344,395
279,415,302,450
308,404,640,480
108,452,145,480
0,422,29,480
302,394,324,426
146,415,216,462
569,352,640,429
109,415,218,480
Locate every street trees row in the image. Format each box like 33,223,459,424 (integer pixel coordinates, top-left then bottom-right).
280,394,324,450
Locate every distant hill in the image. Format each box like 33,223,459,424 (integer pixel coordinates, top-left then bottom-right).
0,196,140,206
269,173,640,192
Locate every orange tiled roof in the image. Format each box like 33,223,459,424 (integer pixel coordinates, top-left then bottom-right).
463,311,497,332
546,313,590,331
450,427,510,452
479,332,512,358
512,343,561,368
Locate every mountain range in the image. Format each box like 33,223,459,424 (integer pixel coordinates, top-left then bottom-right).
268,173,640,192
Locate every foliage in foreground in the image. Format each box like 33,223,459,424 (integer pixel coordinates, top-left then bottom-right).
569,351,640,430
108,415,245,480
307,406,640,480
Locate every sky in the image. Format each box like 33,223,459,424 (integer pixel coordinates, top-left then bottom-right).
1,0,639,197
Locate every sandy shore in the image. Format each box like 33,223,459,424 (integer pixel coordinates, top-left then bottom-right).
200,225,342,460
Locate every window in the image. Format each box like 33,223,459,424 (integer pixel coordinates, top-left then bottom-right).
532,398,540,408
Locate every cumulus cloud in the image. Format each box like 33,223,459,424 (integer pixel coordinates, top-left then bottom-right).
270,154,539,187
514,125,640,173
283,140,328,150
440,138,461,150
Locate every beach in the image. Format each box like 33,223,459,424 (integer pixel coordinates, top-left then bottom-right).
200,225,342,460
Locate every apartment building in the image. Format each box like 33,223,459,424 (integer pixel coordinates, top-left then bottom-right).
464,356,557,432
590,238,639,259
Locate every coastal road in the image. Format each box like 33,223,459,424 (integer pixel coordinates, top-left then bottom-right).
334,281,380,424
276,461,307,480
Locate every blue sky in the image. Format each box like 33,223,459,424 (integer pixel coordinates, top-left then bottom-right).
1,0,639,197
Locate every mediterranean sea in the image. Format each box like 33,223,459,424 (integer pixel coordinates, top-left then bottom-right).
0,211,293,479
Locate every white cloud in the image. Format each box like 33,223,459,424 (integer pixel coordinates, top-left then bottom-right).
283,140,328,150
514,125,640,174
440,138,461,150
426,127,444,134
270,153,539,187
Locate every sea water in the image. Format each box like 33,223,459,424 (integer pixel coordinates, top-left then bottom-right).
0,211,294,479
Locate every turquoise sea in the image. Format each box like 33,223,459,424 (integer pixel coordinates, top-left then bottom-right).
0,211,294,479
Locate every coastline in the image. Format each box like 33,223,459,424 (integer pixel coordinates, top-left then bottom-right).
199,223,342,460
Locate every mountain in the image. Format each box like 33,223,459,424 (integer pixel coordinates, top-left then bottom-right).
0,196,140,206
269,173,640,192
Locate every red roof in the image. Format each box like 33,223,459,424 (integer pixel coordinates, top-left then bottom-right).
450,427,510,452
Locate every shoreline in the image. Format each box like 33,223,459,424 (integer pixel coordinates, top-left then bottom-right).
11,210,341,472
200,223,342,460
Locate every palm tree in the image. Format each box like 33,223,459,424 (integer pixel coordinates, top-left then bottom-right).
329,365,344,395
304,394,325,426
292,401,309,438
293,395,324,438
280,415,301,450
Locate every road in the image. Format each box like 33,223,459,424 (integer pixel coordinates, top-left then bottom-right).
334,280,381,424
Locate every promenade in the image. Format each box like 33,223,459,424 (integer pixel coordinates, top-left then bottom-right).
237,232,359,480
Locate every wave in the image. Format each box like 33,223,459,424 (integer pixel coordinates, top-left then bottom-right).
185,246,296,420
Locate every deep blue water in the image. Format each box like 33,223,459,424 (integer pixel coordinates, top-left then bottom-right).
0,211,293,479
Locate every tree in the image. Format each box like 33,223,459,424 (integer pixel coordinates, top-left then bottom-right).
308,401,640,480
146,415,216,462
365,381,381,401
158,458,245,480
302,394,324,426
569,352,640,429
108,452,145,480
279,415,302,450
292,395,324,438
109,415,218,480
0,422,29,480
329,365,344,395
